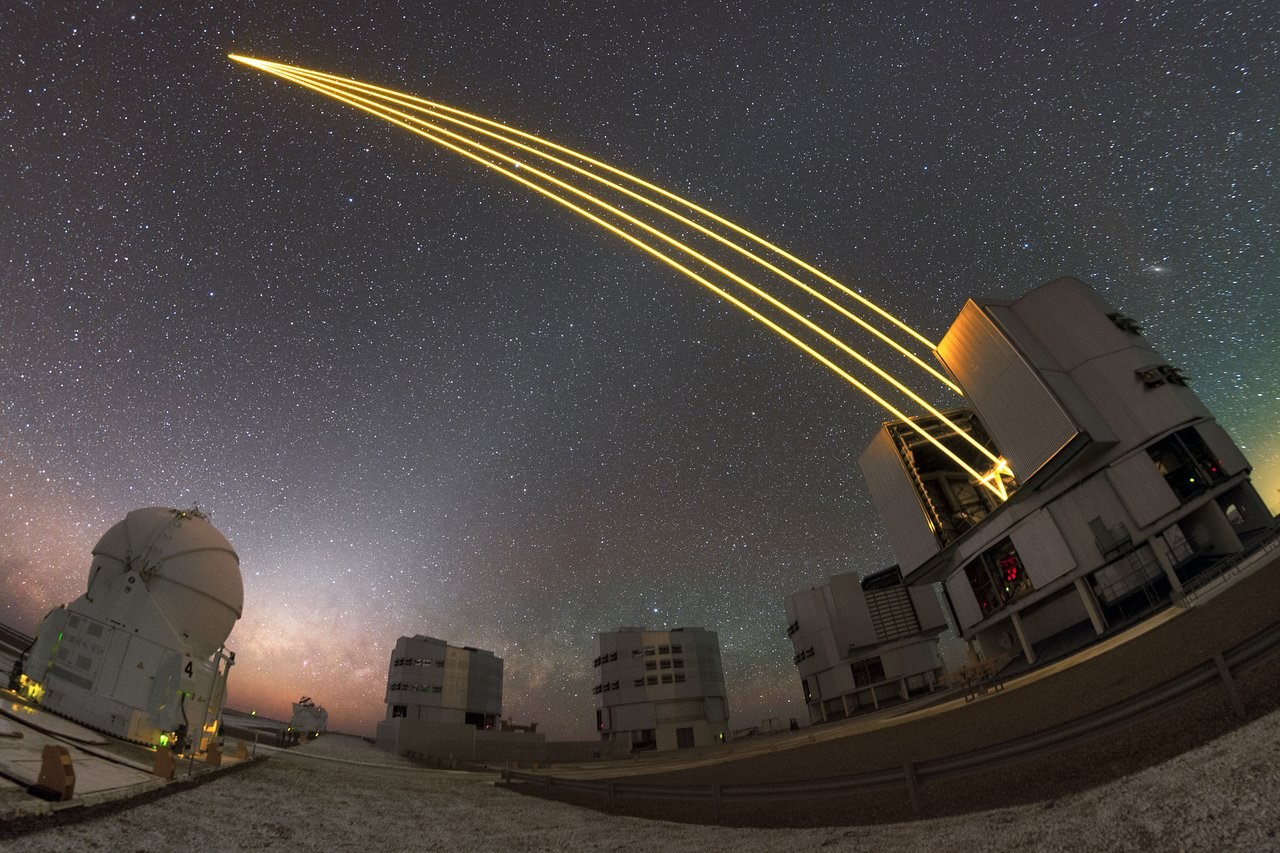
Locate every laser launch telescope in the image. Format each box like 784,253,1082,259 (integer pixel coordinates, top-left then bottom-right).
19,507,243,751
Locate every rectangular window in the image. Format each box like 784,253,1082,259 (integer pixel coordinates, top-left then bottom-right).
1148,427,1229,502
965,537,1031,617
646,676,658,685
671,644,683,654
661,674,673,684
659,659,671,669
673,659,684,669
676,727,695,749
658,645,670,654
851,656,886,687
392,705,407,718
674,673,686,683
645,660,656,671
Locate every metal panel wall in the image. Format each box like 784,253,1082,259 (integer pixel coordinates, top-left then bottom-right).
944,571,984,632
830,572,878,650
908,584,949,632
1107,451,1181,529
857,427,941,574
936,300,1080,483
1011,509,1077,590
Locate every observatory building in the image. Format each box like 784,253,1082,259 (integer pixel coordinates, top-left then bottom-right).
593,627,729,751
860,277,1272,665
375,635,504,755
18,507,242,751
785,567,948,724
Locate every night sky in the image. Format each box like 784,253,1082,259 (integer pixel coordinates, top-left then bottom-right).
3,2,1277,739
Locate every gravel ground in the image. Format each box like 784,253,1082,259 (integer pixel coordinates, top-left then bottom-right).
6,706,1279,852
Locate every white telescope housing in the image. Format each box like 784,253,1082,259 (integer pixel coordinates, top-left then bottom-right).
21,507,243,750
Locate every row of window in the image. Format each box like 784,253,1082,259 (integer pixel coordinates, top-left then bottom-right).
596,645,688,667
392,657,444,668
634,674,685,686
786,620,800,637
793,647,815,665
388,682,443,694
631,644,683,657
594,672,689,694
643,658,684,671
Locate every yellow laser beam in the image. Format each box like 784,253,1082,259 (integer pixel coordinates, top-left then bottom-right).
259,64,999,470
230,54,1011,498
244,56,962,396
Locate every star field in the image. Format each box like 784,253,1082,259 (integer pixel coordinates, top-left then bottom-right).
2,2,1277,738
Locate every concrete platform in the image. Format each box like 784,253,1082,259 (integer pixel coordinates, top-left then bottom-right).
0,691,258,824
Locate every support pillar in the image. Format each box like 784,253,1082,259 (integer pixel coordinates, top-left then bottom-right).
1010,611,1036,665
1074,577,1107,635
1150,540,1186,597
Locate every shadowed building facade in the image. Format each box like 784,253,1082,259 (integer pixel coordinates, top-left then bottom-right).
375,635,507,758
786,566,948,724
593,627,729,751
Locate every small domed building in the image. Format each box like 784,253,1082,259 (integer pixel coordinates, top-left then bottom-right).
19,507,243,750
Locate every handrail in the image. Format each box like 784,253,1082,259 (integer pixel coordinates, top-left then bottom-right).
1174,524,1280,607
504,619,1280,817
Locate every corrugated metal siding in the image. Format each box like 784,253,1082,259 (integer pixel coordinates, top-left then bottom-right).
945,571,983,632
865,586,920,642
936,300,1080,482
1011,509,1077,589
857,427,940,573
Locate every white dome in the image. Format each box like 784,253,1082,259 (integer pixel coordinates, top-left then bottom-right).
90,507,243,658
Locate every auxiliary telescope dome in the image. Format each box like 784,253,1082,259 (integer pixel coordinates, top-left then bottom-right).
21,506,244,749
87,506,244,659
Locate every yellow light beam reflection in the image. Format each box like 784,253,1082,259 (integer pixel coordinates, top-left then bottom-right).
230,55,1010,498
253,59,962,396
230,56,937,352
260,66,998,467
